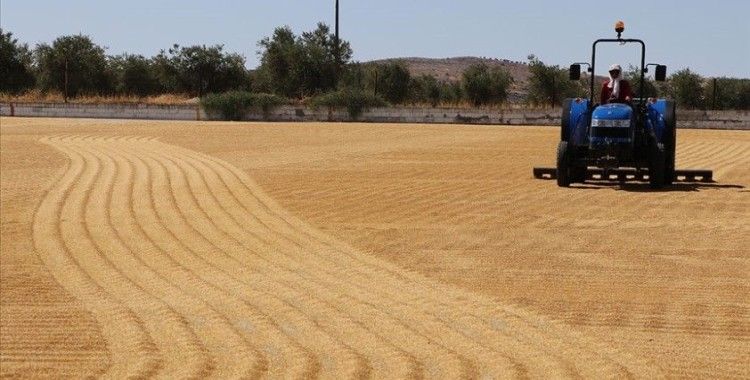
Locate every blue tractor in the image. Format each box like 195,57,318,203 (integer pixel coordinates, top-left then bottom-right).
533,22,712,188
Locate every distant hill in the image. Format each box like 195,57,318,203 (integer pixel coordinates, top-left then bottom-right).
368,56,532,99
368,56,530,83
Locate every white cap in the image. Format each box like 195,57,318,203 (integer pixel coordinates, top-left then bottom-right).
609,64,622,71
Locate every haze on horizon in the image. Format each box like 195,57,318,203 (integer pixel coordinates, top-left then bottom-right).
1,0,748,78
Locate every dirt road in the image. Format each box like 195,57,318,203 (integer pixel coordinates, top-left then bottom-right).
1,118,748,378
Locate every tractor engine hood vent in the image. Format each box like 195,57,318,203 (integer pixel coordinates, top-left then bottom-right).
592,103,633,122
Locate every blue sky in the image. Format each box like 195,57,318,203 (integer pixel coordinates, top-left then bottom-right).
2,0,748,77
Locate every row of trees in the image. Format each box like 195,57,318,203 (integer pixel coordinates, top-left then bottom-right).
2,26,748,109
1,28,251,98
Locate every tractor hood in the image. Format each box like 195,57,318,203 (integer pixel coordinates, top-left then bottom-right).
592,103,633,121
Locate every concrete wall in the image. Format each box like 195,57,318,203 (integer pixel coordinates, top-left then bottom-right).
0,102,204,121
2,102,748,130
676,109,750,130
254,105,561,126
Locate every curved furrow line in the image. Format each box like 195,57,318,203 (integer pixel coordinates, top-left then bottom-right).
142,141,541,377
677,140,720,161
340,177,498,226
71,138,215,377
395,186,474,225
124,139,472,378
513,195,573,229
128,138,524,373
131,144,472,378
75,137,219,377
43,134,661,378
677,141,730,169
167,138,648,376
322,171,497,225
198,148,661,378
167,141,620,376
54,138,210,379
701,144,750,178
678,142,735,171
100,138,323,379
399,179,503,219
530,199,627,230
674,141,706,162
81,140,267,379
131,143,386,379
92,137,274,379
34,136,161,379
341,181,438,224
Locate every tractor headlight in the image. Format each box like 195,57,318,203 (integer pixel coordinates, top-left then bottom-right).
591,119,630,128
612,119,630,128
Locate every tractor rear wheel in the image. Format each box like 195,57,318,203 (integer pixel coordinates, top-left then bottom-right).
649,143,666,189
556,141,571,187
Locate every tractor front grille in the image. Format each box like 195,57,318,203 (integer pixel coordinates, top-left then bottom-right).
591,127,630,139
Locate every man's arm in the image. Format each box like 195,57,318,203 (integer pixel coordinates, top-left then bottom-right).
600,82,609,104
622,80,633,102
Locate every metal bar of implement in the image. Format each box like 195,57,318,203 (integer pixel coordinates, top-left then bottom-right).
532,167,713,183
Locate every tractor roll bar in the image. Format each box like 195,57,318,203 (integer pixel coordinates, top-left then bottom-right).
590,38,646,105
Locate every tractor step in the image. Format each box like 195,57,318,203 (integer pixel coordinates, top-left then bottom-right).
532,167,713,182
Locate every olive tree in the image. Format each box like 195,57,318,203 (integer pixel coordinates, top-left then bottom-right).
462,63,513,106
0,29,35,93
33,34,113,97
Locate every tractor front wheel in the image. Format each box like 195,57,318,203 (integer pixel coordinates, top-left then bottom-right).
649,143,666,189
556,141,571,187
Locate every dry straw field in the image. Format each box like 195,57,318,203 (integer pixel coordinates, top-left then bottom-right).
1,117,748,378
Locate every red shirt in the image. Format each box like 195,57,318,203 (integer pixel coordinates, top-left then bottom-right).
600,80,633,104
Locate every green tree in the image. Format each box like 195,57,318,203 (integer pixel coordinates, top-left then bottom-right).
298,23,351,94
624,64,658,98
461,63,513,106
526,55,583,107
737,81,750,110
255,26,306,96
154,44,249,97
703,77,750,110
440,81,464,105
367,61,411,104
33,34,113,97
337,61,366,91
665,68,704,109
408,74,442,106
109,54,160,96
255,23,351,98
0,29,35,93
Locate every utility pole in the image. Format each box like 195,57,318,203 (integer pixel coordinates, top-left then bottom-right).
712,77,718,110
551,75,556,108
64,56,69,103
335,0,340,48
334,0,340,83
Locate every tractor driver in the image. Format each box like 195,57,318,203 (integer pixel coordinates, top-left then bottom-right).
600,64,633,104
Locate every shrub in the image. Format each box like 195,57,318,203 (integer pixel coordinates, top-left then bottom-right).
201,91,287,121
408,75,442,106
664,68,705,109
309,89,388,119
462,63,513,106
526,55,584,107
369,61,411,104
